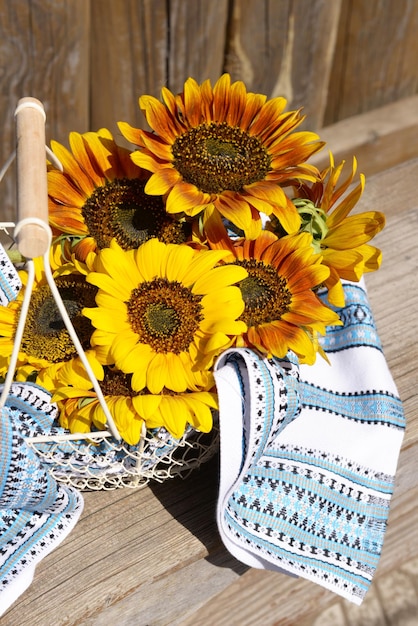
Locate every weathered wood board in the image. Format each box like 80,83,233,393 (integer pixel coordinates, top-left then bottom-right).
2,0,418,220
2,153,417,625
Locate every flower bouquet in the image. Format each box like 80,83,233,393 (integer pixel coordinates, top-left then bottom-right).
0,75,385,490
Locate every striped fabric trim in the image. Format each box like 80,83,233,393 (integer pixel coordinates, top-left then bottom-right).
0,387,83,615
0,244,21,306
215,281,405,605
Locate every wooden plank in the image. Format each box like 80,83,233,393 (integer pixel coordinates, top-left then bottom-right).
90,0,229,139
91,0,336,142
80,550,247,626
2,158,417,626
168,163,418,626
1,457,226,625
224,0,342,130
90,0,168,137
324,0,418,125
167,0,229,94
354,156,418,221
180,566,339,626
311,95,418,177
0,0,90,222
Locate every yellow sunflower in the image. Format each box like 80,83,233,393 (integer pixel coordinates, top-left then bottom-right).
0,246,100,383
288,154,385,306
51,361,217,443
48,128,191,262
118,74,324,240
205,217,341,363
83,238,248,394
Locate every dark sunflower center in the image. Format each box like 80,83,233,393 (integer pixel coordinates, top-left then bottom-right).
172,122,271,194
236,259,292,326
146,303,179,336
101,369,137,398
21,276,97,363
82,178,191,250
126,277,203,353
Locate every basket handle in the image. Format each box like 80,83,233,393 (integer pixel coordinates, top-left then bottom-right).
14,97,50,259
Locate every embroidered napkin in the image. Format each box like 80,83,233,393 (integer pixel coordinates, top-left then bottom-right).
214,281,405,605
0,382,84,617
0,245,82,616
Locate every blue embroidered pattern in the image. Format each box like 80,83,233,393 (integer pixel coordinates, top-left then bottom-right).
321,284,382,353
0,244,21,306
216,282,405,604
0,385,83,592
299,383,404,429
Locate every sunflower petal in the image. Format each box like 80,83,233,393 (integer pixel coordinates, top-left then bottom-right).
166,181,211,215
139,95,180,143
145,167,181,195
132,393,162,418
192,262,247,293
69,132,106,188
146,352,170,394
118,121,145,146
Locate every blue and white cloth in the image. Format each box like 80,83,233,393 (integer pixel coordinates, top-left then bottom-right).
0,243,21,306
214,281,405,605
0,240,405,610
0,245,83,616
0,383,83,616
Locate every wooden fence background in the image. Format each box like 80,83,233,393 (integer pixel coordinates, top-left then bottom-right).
1,0,418,222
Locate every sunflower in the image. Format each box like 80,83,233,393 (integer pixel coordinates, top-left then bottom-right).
205,216,341,363
51,360,218,443
48,128,191,262
118,74,324,240
82,238,248,394
0,246,100,383
287,154,385,306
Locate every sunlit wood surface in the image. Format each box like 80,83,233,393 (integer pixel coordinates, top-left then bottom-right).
2,112,418,625
3,1,418,222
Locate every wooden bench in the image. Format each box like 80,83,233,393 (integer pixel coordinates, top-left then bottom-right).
2,109,418,626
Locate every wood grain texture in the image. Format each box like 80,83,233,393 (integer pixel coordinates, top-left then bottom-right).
312,95,418,177
224,0,342,129
14,97,49,258
167,0,229,94
324,0,418,125
90,0,168,138
1,460,226,625
2,0,418,219
90,0,229,140
0,6,418,623
0,0,90,222
2,156,417,626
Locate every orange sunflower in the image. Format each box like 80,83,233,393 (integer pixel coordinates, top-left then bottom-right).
205,216,341,363
118,74,324,240
48,128,191,262
288,154,385,306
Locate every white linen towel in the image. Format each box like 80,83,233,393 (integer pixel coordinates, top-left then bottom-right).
214,281,405,605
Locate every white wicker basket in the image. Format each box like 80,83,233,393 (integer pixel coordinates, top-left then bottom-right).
25,425,218,491
0,97,218,491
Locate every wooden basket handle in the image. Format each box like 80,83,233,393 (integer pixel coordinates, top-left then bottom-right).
14,97,50,258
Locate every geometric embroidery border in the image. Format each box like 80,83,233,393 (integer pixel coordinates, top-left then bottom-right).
300,383,404,429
